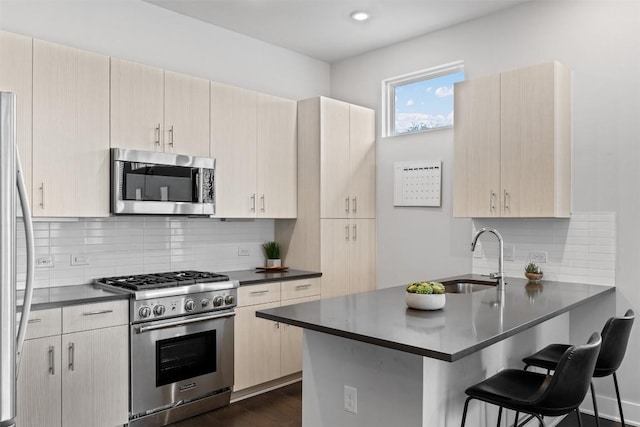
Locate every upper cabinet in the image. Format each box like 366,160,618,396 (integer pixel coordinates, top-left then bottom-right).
0,32,32,202
111,59,210,157
453,61,572,218
320,97,376,219
32,39,110,217
211,82,297,218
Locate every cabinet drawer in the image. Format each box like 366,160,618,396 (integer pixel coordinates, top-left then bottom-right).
281,278,320,301
237,282,281,307
63,300,128,333
19,308,62,340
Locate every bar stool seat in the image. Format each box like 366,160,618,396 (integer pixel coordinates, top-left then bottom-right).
523,309,635,427
461,333,602,427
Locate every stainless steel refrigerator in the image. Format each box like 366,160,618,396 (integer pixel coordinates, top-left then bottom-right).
0,92,35,426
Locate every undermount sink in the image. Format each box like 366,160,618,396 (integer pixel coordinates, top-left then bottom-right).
442,279,497,294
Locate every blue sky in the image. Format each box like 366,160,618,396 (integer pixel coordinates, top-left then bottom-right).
394,71,464,133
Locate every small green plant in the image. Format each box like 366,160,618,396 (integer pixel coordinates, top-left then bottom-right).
406,281,445,295
525,262,542,274
261,241,281,260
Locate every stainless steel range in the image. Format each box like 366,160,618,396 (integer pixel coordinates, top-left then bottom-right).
94,270,238,427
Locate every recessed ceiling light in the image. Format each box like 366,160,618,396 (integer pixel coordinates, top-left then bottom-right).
350,11,370,22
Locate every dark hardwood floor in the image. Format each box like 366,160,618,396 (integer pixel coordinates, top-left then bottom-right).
168,381,622,427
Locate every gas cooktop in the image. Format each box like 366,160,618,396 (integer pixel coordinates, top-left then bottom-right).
94,270,231,291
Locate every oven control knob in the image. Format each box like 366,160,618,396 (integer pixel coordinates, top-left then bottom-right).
212,296,223,307
154,305,165,316
138,306,151,319
225,295,235,305
201,298,210,308
185,299,196,312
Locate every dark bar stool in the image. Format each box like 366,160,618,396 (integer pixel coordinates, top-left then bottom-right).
460,333,602,427
522,309,635,427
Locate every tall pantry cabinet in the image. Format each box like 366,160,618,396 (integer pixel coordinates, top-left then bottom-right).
276,97,376,299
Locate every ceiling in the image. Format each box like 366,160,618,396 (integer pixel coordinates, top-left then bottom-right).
144,0,530,63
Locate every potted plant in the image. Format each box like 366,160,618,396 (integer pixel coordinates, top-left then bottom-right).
405,281,446,310
261,241,282,268
525,262,543,282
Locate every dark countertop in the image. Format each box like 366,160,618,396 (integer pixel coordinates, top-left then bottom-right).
257,274,615,362
221,269,322,286
19,268,322,311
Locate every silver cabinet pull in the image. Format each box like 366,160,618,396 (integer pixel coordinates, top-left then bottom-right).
352,197,357,214
48,345,55,375
251,194,256,212
503,190,510,212
295,284,312,290
250,289,269,295
260,194,265,212
68,343,74,371
353,224,357,241
345,197,350,214
155,124,161,146
39,183,45,209
82,309,113,316
168,125,174,147
490,190,496,212
28,318,42,324
345,225,350,240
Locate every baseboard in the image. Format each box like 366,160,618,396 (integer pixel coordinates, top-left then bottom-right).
580,393,640,426
230,373,302,403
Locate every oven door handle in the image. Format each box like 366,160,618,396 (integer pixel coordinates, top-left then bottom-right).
135,311,236,334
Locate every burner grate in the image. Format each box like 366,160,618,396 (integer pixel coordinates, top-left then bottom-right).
95,270,230,291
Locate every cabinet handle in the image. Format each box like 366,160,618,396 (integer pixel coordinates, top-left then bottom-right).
352,197,357,214
345,197,350,214
39,183,45,209
345,225,350,241
353,224,357,241
503,190,510,212
250,194,256,212
260,194,265,212
295,284,312,290
48,345,55,375
250,290,269,295
155,124,161,146
82,309,113,316
68,343,74,371
168,125,174,147
490,190,496,212
28,318,42,324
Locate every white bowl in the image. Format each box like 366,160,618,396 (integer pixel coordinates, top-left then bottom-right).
405,292,446,310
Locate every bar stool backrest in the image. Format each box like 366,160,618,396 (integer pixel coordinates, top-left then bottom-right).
595,309,635,377
534,332,602,413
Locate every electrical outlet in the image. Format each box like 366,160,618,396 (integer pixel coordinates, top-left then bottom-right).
473,242,483,258
71,254,90,266
35,256,53,268
237,248,250,256
504,245,515,262
344,385,357,414
530,251,548,264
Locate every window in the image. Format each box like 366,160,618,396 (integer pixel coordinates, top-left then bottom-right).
382,62,464,137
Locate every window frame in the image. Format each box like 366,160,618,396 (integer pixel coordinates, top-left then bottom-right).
382,61,464,137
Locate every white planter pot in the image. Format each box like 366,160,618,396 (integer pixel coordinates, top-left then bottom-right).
405,292,446,310
266,259,282,268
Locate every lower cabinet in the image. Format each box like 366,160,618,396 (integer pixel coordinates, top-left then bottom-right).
17,300,129,427
234,279,320,391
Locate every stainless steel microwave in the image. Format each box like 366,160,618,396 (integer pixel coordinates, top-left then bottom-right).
111,148,215,215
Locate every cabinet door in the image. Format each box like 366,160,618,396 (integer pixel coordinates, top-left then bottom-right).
164,70,210,157
110,58,164,151
17,336,62,427
453,75,501,217
320,219,350,299
32,40,110,217
0,32,32,205
349,104,376,218
280,295,320,377
234,301,281,390
210,82,257,218
320,98,350,218
257,93,297,218
349,219,377,294
501,62,559,217
61,325,128,427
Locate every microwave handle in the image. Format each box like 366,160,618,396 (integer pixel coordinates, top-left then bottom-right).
198,168,204,203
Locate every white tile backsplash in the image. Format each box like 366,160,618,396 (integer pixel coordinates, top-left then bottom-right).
16,217,275,290
472,212,616,286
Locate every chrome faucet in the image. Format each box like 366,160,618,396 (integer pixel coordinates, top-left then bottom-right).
471,228,506,288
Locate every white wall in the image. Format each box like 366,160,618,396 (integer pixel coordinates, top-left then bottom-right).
0,0,330,100
331,0,640,422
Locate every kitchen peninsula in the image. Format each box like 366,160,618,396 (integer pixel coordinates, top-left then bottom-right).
257,276,614,427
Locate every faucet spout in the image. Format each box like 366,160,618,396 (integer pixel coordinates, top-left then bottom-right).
471,228,505,287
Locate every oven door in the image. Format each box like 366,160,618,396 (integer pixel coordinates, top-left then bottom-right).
130,310,234,417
